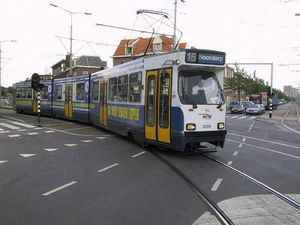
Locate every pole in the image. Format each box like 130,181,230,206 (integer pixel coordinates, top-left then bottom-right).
37,90,41,122
173,0,177,50
269,63,273,118
49,3,91,78
0,42,2,106
69,13,73,77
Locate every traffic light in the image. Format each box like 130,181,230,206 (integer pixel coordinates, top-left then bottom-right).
31,73,40,91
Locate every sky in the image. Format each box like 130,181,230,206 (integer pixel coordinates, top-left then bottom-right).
0,0,300,91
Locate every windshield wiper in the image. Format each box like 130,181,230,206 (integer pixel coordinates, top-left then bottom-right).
182,88,197,109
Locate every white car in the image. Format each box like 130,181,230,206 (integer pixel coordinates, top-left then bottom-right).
245,104,262,115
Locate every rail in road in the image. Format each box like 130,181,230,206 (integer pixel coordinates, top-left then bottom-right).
148,145,300,224
258,103,300,126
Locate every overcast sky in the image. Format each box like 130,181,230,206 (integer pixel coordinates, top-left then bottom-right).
0,0,300,90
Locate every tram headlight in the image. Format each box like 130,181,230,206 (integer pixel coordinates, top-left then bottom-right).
218,122,225,129
186,123,196,130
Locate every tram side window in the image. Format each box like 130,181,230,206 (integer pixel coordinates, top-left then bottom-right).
117,75,128,101
129,72,142,103
41,86,48,99
93,81,99,102
16,88,21,98
108,77,117,101
56,85,62,100
76,83,84,101
26,87,32,99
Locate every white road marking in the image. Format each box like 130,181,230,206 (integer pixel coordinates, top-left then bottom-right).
242,138,246,142
81,140,93,143
20,154,36,158
34,127,43,130
0,161,8,164
10,121,36,128
0,122,20,129
228,133,300,149
0,130,10,133
238,143,243,148
228,139,300,159
42,181,77,196
98,163,119,173
65,144,78,147
227,161,233,165
131,151,146,158
44,148,59,152
9,134,20,138
233,151,238,156
211,178,223,191
96,137,106,139
44,130,55,133
28,132,38,135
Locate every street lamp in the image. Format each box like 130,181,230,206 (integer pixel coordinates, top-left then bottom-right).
50,3,92,77
0,39,17,106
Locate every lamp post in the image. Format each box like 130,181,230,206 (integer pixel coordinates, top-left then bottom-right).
50,3,91,77
0,40,17,106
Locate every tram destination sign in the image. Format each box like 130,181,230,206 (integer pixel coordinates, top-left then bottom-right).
185,50,225,65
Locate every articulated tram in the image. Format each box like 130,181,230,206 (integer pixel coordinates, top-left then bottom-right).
13,49,227,152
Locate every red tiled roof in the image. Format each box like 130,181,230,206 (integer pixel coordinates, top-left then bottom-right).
113,35,187,57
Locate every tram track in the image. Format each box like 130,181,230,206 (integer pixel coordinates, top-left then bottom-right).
148,143,300,224
280,103,300,133
148,147,234,225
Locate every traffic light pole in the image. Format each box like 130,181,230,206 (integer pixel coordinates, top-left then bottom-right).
31,73,41,123
37,90,41,123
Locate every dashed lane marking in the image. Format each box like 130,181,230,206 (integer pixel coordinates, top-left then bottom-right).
8,134,20,138
98,163,119,173
211,178,223,191
20,154,36,158
42,181,77,196
44,148,59,152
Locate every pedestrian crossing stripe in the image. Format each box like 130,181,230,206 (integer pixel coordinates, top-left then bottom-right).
0,122,20,130
0,121,37,132
10,121,36,128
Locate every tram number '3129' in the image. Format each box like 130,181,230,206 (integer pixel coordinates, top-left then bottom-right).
203,124,211,129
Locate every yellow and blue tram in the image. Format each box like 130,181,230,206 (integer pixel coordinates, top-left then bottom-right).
14,49,227,152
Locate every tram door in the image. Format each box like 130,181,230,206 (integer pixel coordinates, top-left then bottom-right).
99,79,107,126
64,84,73,118
145,69,172,144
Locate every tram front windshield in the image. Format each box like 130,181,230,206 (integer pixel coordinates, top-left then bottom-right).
178,70,225,106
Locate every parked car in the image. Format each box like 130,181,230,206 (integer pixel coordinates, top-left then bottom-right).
230,104,244,114
258,104,266,114
229,101,240,110
245,104,262,115
242,101,254,113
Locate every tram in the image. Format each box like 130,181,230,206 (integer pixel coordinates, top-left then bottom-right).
14,49,227,152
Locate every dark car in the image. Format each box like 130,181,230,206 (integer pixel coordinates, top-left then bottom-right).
242,101,254,113
229,101,240,110
230,104,244,114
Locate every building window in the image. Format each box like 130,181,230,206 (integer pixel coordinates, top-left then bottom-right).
126,46,132,55
154,43,162,51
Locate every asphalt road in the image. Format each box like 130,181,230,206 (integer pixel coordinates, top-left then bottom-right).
1,105,300,224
